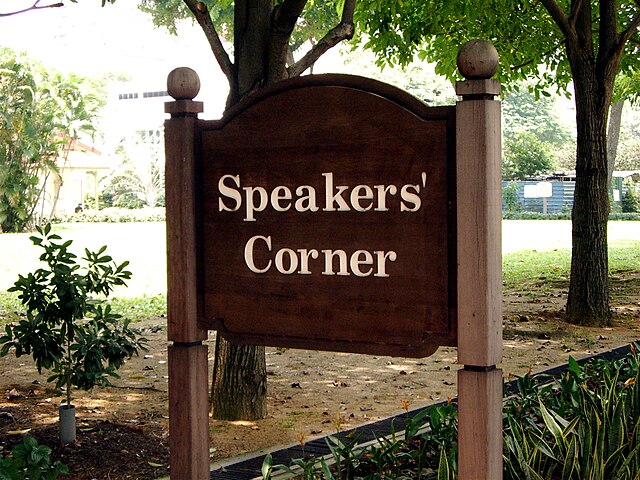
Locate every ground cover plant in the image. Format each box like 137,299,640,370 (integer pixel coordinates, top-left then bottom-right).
0,435,68,479
262,342,640,479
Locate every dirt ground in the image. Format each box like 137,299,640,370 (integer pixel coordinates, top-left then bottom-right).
0,272,639,479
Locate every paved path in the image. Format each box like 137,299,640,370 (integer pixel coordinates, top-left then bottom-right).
502,220,640,253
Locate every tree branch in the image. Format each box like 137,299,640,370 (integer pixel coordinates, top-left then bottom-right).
287,0,355,78
183,0,233,83
0,0,63,17
539,0,572,37
620,12,640,48
267,0,308,83
569,0,587,29
614,12,640,58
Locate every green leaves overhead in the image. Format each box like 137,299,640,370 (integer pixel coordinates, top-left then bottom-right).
355,0,639,96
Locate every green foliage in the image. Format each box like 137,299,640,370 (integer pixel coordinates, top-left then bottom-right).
138,0,341,58
0,436,68,480
0,48,98,233
502,211,640,220
262,343,640,479
502,81,573,147
264,402,458,479
503,131,556,180
51,207,165,224
101,129,166,209
503,343,640,479
622,186,640,213
0,224,147,407
503,181,523,213
615,138,640,171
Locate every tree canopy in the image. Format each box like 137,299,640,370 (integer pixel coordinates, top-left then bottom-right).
355,0,639,95
0,48,99,232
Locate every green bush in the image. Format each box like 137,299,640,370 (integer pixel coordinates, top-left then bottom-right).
502,210,640,221
622,186,640,213
0,436,68,479
502,181,523,213
502,211,571,220
0,224,148,410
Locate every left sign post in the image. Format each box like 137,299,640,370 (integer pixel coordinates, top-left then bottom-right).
164,67,211,480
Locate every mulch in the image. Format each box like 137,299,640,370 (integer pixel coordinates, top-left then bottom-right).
0,407,169,480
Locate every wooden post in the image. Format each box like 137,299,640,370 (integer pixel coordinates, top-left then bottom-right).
164,67,210,480
455,40,503,480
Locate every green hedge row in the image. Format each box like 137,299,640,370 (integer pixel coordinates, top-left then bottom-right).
51,208,640,223
51,207,165,223
503,211,640,221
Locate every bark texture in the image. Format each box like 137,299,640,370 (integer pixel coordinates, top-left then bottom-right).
211,339,267,420
562,0,616,326
566,71,612,326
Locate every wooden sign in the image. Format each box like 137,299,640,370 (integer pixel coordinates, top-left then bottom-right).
195,75,456,357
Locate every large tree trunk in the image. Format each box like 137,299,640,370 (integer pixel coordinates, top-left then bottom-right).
564,22,613,326
194,0,354,420
211,337,267,420
210,0,280,421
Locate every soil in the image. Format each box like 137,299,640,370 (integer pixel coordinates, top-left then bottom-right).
0,272,639,479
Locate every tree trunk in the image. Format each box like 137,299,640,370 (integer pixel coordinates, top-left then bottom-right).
565,57,612,326
210,0,283,421
211,336,267,420
203,0,354,421
607,100,623,186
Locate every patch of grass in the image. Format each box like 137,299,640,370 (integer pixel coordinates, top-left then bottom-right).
0,290,21,321
503,241,640,289
0,292,167,325
276,420,295,429
109,294,167,322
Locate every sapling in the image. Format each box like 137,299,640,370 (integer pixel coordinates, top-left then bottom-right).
0,224,147,442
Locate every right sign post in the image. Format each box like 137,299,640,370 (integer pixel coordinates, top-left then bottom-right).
455,40,503,480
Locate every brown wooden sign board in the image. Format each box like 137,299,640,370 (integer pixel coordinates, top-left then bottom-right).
195,74,456,358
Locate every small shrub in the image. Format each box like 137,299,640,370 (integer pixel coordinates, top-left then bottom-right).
0,436,68,479
502,181,522,213
622,186,640,213
0,224,148,438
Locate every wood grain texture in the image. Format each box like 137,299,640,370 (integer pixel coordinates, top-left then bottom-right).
455,94,502,366
458,368,503,480
168,343,210,480
195,75,457,358
165,113,208,343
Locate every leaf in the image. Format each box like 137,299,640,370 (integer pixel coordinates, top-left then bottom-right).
538,399,565,445
147,461,164,467
568,356,581,376
7,428,31,435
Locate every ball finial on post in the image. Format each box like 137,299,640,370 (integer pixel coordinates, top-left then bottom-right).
167,67,201,100
456,40,499,80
